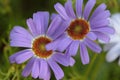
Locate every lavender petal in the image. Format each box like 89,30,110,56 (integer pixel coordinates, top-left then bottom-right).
48,58,64,80
22,57,35,77
80,42,89,64
76,0,83,17
83,0,96,20
65,0,76,19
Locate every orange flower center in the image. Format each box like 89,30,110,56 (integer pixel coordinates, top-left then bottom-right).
32,36,53,58
67,19,90,40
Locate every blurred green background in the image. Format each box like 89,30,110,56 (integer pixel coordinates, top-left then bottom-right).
0,0,120,80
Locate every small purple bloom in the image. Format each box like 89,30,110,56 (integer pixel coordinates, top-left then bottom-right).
46,0,114,64
9,11,75,80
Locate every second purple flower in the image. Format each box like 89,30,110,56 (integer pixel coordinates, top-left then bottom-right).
46,0,115,64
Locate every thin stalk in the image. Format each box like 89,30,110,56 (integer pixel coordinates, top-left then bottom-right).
83,54,98,80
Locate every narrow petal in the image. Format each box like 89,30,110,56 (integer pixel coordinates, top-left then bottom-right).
15,50,33,64
86,32,97,40
48,58,64,80
90,19,109,28
80,42,89,64
76,0,83,17
106,43,120,62
33,11,49,35
44,67,51,80
46,34,66,51
65,49,75,66
83,0,96,20
26,18,37,36
51,13,58,20
52,53,69,66
10,26,33,48
47,15,62,39
46,40,59,51
39,59,48,79
69,57,75,66
92,27,115,34
31,58,39,79
90,3,106,20
94,32,110,43
9,49,32,63
22,57,35,77
50,22,69,40
90,10,110,22
9,52,22,64
54,3,69,20
10,41,32,48
69,41,79,56
65,0,76,19
57,37,72,52
85,38,102,53
43,12,49,32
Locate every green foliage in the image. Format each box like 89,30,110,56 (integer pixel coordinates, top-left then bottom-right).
0,0,120,80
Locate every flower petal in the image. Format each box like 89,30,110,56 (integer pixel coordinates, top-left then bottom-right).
111,14,120,23
31,58,39,79
92,27,115,34
94,31,110,43
48,58,64,80
52,53,69,66
26,18,37,36
65,49,75,66
86,32,97,40
9,49,32,63
15,49,33,64
109,34,120,43
90,10,110,22
10,41,32,48
106,43,120,62
44,67,51,80
57,37,72,52
22,57,35,77
10,26,33,48
54,3,69,20
51,13,58,20
47,15,62,39
33,11,49,35
43,12,49,32
90,3,106,21
85,38,102,53
69,41,79,56
46,40,59,51
46,34,66,51
52,21,70,39
9,51,23,64
39,59,48,79
80,42,89,64
104,43,117,51
90,19,109,28
111,14,120,35
76,0,83,17
83,0,96,20
65,0,76,19
69,57,75,66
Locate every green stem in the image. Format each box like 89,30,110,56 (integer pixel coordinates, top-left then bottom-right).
83,54,98,80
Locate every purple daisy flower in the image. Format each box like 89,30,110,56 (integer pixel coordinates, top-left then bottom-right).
46,0,115,64
9,11,75,80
